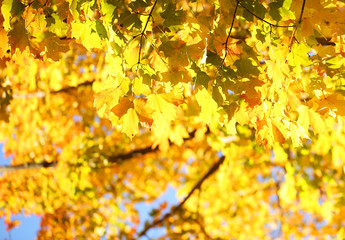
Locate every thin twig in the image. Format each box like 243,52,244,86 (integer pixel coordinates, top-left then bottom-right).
221,1,239,67
136,0,158,71
137,156,225,238
239,2,295,28
289,0,306,48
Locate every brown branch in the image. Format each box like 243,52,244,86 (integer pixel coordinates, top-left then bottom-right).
0,161,57,173
289,0,306,48
136,0,158,71
221,1,239,67
50,80,94,94
137,155,225,238
0,129,202,173
13,80,95,99
0,147,157,173
108,146,158,164
0,146,155,173
194,217,213,240
238,2,295,28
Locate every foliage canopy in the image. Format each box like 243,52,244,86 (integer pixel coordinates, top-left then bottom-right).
1,0,345,239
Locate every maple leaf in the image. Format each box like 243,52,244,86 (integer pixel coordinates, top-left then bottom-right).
37,33,71,61
1,1,345,239
6,220,21,231
0,27,9,57
94,87,124,117
8,19,32,53
121,108,139,139
195,87,219,124
147,93,178,123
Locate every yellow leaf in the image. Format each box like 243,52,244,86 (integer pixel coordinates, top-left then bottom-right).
147,94,177,122
282,120,309,148
133,77,151,96
195,87,218,124
1,0,13,31
94,88,124,117
297,105,310,133
151,112,170,151
105,53,124,76
332,145,343,168
134,98,154,122
169,125,189,146
234,105,249,126
121,108,139,139
278,163,297,205
124,40,139,67
309,110,327,135
0,28,9,57
226,117,237,135
273,143,288,165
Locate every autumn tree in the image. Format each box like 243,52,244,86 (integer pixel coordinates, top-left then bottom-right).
1,0,345,239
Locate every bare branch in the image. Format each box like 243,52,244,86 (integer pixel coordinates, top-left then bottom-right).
137,156,225,238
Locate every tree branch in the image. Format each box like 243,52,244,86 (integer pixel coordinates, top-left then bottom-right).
137,155,225,238
13,80,95,99
0,129,202,173
193,217,213,240
238,2,295,28
0,161,57,173
50,80,94,94
221,1,239,67
289,0,306,47
136,0,158,71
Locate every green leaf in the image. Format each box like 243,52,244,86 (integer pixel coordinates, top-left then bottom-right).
190,62,211,88
268,1,283,21
234,58,260,77
95,21,108,40
129,0,150,11
242,0,267,22
118,11,142,30
160,2,185,28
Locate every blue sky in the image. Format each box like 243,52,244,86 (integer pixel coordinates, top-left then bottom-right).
0,144,178,240
0,144,41,240
0,214,41,240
